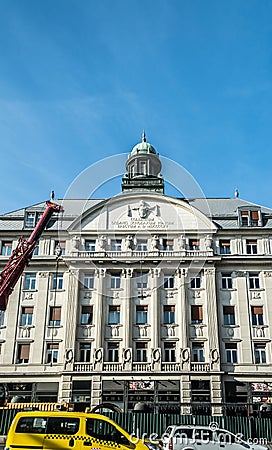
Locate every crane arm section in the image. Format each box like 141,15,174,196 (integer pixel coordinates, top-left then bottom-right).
0,201,62,310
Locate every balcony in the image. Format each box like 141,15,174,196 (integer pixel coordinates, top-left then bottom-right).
69,249,214,259
252,325,268,339
74,362,93,372
162,362,181,371
17,326,34,340
103,362,123,372
191,362,210,372
71,360,213,373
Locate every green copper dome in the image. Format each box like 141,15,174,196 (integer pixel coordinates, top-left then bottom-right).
130,131,157,156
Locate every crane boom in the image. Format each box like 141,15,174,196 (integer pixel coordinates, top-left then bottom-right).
0,201,62,310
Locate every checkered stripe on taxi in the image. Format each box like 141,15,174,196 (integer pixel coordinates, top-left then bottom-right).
44,434,121,446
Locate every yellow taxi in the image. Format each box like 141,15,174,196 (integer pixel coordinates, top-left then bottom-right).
4,411,159,450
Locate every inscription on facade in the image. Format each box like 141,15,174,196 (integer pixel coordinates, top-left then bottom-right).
112,218,174,229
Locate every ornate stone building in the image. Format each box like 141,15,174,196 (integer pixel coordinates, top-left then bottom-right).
0,134,272,415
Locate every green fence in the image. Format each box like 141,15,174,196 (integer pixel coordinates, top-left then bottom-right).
0,409,271,442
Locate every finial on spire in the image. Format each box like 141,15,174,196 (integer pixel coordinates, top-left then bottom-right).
235,188,239,198
142,130,146,143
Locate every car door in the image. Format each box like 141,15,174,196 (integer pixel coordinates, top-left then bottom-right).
214,430,250,450
43,416,81,449
78,417,135,450
173,428,194,450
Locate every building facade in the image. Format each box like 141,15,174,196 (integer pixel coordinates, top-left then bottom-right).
0,135,272,415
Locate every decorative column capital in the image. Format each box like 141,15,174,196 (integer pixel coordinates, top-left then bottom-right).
122,268,133,278
263,271,272,278
150,268,161,278
176,268,188,278
204,267,216,276
96,268,106,278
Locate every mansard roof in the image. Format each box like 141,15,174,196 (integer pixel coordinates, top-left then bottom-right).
0,196,272,231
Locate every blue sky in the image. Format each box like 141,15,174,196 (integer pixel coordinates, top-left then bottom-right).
1,0,272,213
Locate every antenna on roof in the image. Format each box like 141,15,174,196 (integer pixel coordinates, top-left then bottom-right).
50,190,55,201
235,188,239,198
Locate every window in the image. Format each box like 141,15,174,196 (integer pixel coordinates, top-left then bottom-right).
246,240,257,254
254,344,267,364
17,344,30,364
192,343,205,362
83,273,94,289
164,276,174,289
108,305,120,324
251,306,264,326
222,273,233,289
81,306,93,325
16,416,79,435
164,342,176,362
225,343,238,363
1,241,12,256
163,305,175,324
55,241,66,256
24,273,36,290
108,342,119,362
79,343,91,362
85,240,96,251
33,244,39,256
136,305,148,324
223,306,235,325
110,273,121,289
86,418,126,443
52,274,63,290
25,212,35,228
189,239,200,250
249,273,260,289
25,211,43,228
136,272,148,289
136,240,147,251
219,240,231,254
191,305,203,324
111,239,122,251
162,239,173,251
20,307,33,326
240,210,260,227
0,311,5,327
46,343,59,364
190,277,201,289
136,342,147,362
49,306,61,326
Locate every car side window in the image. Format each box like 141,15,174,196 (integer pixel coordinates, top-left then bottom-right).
47,417,80,435
194,429,213,443
174,429,193,440
86,418,129,445
15,417,48,434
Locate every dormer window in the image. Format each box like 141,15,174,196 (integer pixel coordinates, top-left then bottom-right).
25,211,43,228
239,209,261,227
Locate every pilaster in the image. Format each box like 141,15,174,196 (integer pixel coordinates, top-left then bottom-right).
180,374,191,414
204,268,220,371
176,268,188,349
90,375,102,409
63,269,79,369
94,268,106,349
234,271,252,364
122,268,133,349
150,268,161,349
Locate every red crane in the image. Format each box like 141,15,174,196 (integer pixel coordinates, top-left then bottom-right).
0,201,63,310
